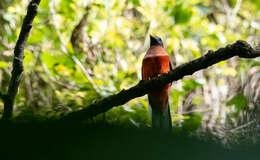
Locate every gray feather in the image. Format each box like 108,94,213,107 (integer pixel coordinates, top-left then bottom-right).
149,99,172,130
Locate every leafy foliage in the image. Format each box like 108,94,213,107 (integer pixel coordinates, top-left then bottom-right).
0,0,260,141
227,93,248,112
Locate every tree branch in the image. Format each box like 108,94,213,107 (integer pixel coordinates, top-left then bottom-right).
2,0,41,120
61,40,260,122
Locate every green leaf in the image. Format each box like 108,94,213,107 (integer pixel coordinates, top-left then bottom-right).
182,113,202,132
171,3,192,24
171,89,185,111
227,93,248,111
24,51,33,65
182,79,202,91
228,0,238,7
251,0,260,9
0,61,9,68
251,61,260,67
128,0,140,6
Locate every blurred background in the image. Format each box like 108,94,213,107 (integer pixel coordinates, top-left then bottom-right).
0,0,260,145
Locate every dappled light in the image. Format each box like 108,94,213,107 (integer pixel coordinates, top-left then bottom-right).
0,0,260,159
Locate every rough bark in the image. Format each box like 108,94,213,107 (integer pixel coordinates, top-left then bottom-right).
2,0,41,120
61,40,260,122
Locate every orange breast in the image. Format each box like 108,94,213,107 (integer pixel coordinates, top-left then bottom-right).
142,55,170,80
142,54,171,112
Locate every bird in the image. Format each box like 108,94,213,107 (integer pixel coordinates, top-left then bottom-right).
142,35,173,129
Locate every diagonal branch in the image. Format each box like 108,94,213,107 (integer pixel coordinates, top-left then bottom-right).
2,0,41,120
61,40,260,122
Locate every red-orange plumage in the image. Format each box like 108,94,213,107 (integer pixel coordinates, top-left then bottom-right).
142,45,171,112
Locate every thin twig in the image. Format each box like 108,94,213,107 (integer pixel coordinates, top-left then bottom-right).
2,0,41,120
229,120,256,133
61,40,260,122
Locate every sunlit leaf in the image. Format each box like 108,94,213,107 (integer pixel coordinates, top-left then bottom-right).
24,51,33,65
222,67,237,76
0,61,9,68
172,115,190,123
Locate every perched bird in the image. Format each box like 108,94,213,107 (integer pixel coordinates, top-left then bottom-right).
142,35,172,129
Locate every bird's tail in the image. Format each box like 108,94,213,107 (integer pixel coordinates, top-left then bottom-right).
151,101,172,130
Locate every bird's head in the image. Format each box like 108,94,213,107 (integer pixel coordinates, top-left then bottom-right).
150,35,163,47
